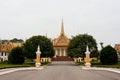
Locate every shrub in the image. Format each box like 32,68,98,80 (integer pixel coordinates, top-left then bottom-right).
100,45,118,65
8,47,25,64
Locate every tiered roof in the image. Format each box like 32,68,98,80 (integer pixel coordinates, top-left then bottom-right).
53,20,70,47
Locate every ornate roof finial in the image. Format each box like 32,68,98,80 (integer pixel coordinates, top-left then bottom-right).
85,45,90,54
61,19,65,35
86,46,89,52
38,45,40,50
36,45,41,54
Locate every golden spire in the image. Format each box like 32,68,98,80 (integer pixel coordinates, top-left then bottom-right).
61,19,65,35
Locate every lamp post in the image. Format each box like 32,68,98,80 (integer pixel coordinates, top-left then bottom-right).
35,45,41,68
100,42,104,49
85,46,91,68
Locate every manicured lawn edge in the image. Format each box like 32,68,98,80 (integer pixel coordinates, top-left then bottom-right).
0,61,50,69
75,61,120,68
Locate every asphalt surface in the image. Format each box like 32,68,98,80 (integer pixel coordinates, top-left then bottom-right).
0,62,120,80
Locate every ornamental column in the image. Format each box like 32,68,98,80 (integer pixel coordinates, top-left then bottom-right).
56,49,58,56
60,48,62,56
35,45,41,68
64,49,66,56
85,46,91,68
55,49,58,58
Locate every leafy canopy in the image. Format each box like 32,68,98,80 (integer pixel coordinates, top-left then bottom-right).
23,35,55,59
67,34,99,58
10,38,24,43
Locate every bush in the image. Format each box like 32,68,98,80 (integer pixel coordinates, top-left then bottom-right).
100,45,118,65
8,47,25,64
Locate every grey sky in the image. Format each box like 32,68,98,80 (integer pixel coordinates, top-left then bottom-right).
0,0,120,49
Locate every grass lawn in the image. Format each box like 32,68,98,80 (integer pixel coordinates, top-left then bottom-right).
75,60,120,68
91,61,120,68
75,62,85,66
0,60,34,69
0,59,50,69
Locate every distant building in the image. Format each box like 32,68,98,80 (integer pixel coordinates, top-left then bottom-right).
52,21,73,61
115,44,120,61
114,44,120,59
0,41,23,61
53,21,70,57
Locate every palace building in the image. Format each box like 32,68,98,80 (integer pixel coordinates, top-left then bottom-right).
52,21,73,61
115,44,120,59
115,44,120,54
0,41,23,61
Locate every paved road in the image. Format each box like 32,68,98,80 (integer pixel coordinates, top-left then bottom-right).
0,62,120,80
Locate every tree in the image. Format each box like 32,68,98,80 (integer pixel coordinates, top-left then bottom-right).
23,35,55,59
1,40,8,44
100,45,118,65
10,38,23,43
8,47,25,64
67,34,98,58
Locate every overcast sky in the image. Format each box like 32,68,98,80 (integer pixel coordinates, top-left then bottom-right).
0,0,120,49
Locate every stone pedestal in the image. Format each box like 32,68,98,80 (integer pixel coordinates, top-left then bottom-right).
35,62,41,68
85,63,91,68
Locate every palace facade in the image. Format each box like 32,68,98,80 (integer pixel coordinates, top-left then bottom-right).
115,44,120,54
0,41,23,61
52,21,73,61
53,21,70,57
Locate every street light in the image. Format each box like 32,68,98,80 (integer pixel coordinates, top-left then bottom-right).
100,42,104,49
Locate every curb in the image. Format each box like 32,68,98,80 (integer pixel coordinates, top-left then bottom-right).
0,67,43,76
82,67,120,74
